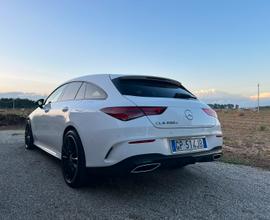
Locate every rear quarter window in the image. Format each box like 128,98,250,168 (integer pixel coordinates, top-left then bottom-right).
75,82,107,100
84,83,107,100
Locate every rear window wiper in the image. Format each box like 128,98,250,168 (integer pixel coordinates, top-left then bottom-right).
174,93,197,99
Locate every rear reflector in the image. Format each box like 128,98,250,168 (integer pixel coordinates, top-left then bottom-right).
129,139,156,144
101,106,167,121
202,108,218,118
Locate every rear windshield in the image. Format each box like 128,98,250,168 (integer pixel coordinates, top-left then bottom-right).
112,77,196,99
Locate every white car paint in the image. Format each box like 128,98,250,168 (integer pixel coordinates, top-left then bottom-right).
29,74,223,168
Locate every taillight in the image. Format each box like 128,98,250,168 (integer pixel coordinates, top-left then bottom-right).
202,108,217,118
101,107,144,121
140,107,166,116
101,106,167,121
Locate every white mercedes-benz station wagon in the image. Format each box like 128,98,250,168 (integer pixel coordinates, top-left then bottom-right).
25,74,223,187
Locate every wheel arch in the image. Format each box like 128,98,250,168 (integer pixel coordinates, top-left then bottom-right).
62,125,86,163
62,125,80,145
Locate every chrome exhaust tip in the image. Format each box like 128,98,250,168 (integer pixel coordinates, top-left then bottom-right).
131,163,161,174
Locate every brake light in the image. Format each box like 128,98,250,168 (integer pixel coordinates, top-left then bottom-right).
101,106,167,121
202,108,217,118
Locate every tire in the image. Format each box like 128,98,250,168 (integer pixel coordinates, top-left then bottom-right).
61,129,87,188
25,120,35,150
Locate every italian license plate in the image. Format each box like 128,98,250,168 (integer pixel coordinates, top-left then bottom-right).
170,138,207,153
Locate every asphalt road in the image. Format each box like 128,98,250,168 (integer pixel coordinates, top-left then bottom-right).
0,130,270,220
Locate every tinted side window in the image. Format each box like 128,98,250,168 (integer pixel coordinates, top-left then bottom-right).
60,82,82,101
45,84,67,105
85,83,107,100
75,83,86,100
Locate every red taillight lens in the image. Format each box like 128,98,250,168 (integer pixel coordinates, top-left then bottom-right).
101,107,144,121
101,106,167,121
140,107,167,116
202,108,217,118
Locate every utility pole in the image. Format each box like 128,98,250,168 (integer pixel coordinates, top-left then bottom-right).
257,83,260,113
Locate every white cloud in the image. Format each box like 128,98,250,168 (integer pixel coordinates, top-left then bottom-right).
250,92,270,100
195,89,270,107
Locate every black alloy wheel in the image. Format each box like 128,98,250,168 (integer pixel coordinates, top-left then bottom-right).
62,130,87,188
25,121,35,150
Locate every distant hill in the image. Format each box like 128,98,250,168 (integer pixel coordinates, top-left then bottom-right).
0,92,46,101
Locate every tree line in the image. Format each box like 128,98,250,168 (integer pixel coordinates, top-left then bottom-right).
208,103,238,109
0,98,37,109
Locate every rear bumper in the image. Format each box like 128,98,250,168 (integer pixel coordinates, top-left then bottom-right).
78,112,223,167
87,146,222,175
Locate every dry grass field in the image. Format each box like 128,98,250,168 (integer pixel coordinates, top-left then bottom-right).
218,108,270,169
0,109,33,130
0,108,269,169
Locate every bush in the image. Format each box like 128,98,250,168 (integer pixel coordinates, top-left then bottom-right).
258,125,267,131
0,114,26,126
239,112,245,117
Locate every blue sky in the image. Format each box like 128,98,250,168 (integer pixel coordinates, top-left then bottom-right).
0,0,270,104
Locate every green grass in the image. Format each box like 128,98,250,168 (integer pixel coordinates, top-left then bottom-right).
221,153,269,170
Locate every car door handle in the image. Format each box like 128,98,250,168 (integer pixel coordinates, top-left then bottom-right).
62,107,69,112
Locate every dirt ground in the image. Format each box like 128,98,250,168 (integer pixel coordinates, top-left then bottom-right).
218,108,270,169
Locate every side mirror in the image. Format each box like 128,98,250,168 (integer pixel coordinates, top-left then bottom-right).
36,99,45,108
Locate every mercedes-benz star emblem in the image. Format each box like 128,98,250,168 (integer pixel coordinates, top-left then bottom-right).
184,110,193,120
